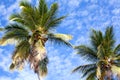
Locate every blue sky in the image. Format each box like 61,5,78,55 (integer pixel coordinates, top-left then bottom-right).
0,0,120,80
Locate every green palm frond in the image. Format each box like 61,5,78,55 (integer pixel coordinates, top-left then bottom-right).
86,71,96,80
72,64,96,76
10,40,30,70
82,65,96,78
40,3,66,31
46,16,66,30
2,24,29,40
0,28,4,31
20,1,39,30
5,23,29,33
47,33,72,47
74,45,97,61
39,57,48,76
9,63,15,70
104,26,115,49
48,3,58,18
90,30,103,50
20,1,33,9
97,44,106,59
0,23,29,46
38,0,48,15
9,13,24,23
12,40,30,60
114,44,120,56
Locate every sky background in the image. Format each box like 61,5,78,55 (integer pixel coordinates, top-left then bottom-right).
0,0,120,80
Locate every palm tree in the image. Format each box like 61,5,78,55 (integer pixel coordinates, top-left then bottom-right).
0,0,72,80
72,27,120,80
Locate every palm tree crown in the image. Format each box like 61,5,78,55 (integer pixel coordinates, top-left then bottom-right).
0,0,72,79
72,27,120,80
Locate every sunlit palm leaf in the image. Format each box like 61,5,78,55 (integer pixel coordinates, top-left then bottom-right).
48,33,72,47
111,65,120,75
10,40,30,70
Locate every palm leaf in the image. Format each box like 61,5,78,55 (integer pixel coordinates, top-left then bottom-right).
48,3,58,19
0,28,4,31
38,57,48,77
0,24,29,45
90,30,103,50
104,26,115,49
72,63,96,78
72,63,96,72
74,45,97,61
114,44,120,56
10,40,30,70
47,33,72,47
38,0,48,15
46,16,66,30
9,13,24,23
0,23,29,46
86,71,96,80
20,1,38,31
111,65,120,74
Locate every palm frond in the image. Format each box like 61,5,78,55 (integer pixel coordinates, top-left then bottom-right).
82,65,96,78
38,0,48,15
0,38,16,46
38,57,48,77
12,40,30,60
114,44,120,56
20,1,32,9
39,3,64,31
47,33,72,47
20,1,39,30
0,23,29,42
90,29,103,50
48,3,58,19
97,44,106,59
46,16,66,30
86,71,96,80
9,63,15,70
0,28,4,31
0,23,29,46
104,26,115,49
9,13,24,23
72,63,96,75
111,65,120,74
10,40,30,70
74,45,97,61
5,23,29,33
